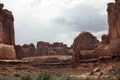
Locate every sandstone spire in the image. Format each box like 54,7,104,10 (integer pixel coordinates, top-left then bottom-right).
107,1,120,43
0,3,15,45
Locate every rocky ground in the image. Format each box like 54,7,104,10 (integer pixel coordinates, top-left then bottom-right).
0,58,120,80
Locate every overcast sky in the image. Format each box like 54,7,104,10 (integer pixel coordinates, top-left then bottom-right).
0,0,114,46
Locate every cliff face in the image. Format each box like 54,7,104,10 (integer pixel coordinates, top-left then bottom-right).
0,3,15,60
107,0,120,55
0,44,15,59
0,3,15,45
107,1,120,44
22,44,35,57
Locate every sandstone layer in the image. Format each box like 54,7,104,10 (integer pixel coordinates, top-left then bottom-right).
0,44,15,59
0,3,15,60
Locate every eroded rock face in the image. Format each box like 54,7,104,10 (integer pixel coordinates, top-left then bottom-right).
36,41,71,56
15,42,72,59
0,3,15,60
107,0,120,55
72,31,99,51
21,43,35,57
0,44,15,59
102,34,109,44
0,3,15,45
107,1,120,43
14,45,23,59
36,41,49,56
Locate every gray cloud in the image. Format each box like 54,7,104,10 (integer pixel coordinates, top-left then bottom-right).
52,3,108,32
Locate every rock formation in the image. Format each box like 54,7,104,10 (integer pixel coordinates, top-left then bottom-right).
107,0,120,55
107,1,120,44
15,41,72,59
72,31,99,51
101,34,109,44
0,3,15,60
0,44,15,59
36,41,72,56
0,23,3,43
22,43,35,57
0,3,15,45
72,0,120,66
15,44,35,59
36,41,49,56
14,45,23,59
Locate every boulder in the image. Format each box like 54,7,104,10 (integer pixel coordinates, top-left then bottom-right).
72,31,99,51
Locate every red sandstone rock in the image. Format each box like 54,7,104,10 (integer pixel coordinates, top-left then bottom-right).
22,43,35,57
15,44,36,59
101,34,109,44
0,44,15,59
36,41,49,56
36,41,71,56
107,1,120,44
0,3,15,45
14,45,23,59
72,31,99,51
0,23,3,43
0,3,15,60
72,0,120,65
15,42,72,59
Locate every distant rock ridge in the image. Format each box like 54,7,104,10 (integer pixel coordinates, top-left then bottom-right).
15,41,72,59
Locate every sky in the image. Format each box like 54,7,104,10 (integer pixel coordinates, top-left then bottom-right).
0,0,114,47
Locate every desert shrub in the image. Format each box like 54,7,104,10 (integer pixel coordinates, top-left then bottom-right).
36,71,52,80
21,75,33,80
14,73,21,77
